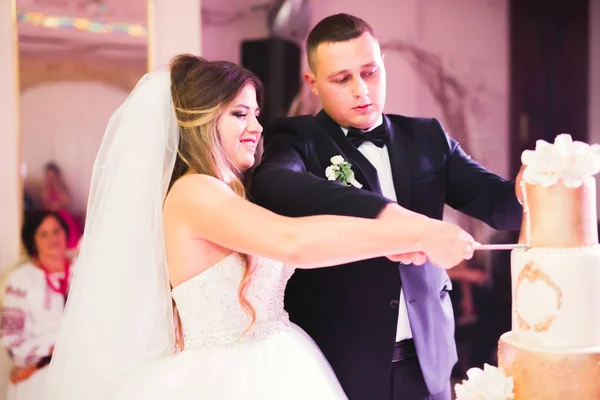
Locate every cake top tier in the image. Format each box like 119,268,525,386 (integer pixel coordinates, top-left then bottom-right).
519,134,600,247
521,134,600,188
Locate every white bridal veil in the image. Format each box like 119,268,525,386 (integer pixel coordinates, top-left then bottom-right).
43,71,179,399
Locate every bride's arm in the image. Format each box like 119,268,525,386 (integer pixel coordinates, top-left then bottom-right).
165,174,465,269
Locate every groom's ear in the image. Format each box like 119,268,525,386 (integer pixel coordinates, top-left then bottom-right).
304,72,318,96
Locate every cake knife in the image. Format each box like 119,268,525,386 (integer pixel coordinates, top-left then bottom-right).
474,243,529,251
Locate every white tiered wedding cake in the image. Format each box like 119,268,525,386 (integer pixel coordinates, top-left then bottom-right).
456,134,600,400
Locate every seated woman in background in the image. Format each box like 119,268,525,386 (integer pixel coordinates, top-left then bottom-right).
0,211,75,400
40,162,82,249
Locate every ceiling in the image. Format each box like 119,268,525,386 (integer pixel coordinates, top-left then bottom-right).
16,0,148,61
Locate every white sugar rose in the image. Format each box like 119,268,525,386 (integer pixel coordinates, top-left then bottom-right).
521,139,565,187
454,364,515,400
562,141,600,188
521,134,600,188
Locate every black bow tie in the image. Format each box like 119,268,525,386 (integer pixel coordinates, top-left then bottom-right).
346,124,388,148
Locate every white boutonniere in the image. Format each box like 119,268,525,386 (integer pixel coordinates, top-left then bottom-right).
325,155,362,188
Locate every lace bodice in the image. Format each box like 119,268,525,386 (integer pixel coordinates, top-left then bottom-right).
171,253,295,350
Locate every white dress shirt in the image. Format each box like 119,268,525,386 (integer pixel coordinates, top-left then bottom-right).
341,115,413,342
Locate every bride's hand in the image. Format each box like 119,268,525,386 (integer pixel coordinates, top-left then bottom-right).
387,252,427,265
419,220,477,269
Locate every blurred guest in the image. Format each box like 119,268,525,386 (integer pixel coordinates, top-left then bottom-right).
448,259,488,324
40,162,82,248
0,211,75,400
23,191,34,213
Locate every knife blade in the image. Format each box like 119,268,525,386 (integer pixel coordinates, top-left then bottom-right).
474,243,529,251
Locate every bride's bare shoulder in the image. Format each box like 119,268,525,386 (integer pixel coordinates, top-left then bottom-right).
164,174,232,210
171,173,223,190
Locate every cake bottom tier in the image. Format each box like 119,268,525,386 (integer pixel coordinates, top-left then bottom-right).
498,332,600,400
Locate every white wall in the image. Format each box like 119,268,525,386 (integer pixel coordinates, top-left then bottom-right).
414,0,509,177
201,0,268,63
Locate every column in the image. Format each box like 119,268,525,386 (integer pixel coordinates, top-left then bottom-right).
0,3,22,273
0,0,21,397
148,0,202,72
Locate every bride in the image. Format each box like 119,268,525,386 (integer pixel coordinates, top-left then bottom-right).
42,54,476,399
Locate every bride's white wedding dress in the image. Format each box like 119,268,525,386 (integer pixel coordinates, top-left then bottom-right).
113,253,348,399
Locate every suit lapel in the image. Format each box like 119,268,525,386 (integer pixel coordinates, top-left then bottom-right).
383,115,411,208
315,111,383,195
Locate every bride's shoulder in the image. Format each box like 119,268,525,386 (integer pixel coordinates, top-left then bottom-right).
171,174,231,196
164,174,232,211
173,173,223,187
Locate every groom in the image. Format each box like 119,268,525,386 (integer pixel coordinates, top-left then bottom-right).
251,13,523,400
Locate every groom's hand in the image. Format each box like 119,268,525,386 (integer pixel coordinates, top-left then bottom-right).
515,164,525,205
388,252,427,265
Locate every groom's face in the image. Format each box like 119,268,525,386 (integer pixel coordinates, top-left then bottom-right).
305,32,386,130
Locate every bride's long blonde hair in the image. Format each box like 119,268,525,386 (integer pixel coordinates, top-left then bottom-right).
167,54,264,350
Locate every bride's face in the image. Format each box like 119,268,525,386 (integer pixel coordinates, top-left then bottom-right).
216,84,263,171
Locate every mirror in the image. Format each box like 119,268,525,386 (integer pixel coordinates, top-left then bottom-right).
15,0,149,252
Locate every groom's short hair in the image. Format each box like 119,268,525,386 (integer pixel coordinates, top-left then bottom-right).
306,13,375,70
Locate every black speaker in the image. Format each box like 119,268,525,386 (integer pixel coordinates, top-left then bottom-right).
241,38,301,125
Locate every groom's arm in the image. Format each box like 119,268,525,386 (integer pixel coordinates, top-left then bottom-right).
251,121,392,219
428,119,522,231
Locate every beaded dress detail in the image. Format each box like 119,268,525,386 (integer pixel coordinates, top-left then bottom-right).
113,253,348,400
171,253,293,348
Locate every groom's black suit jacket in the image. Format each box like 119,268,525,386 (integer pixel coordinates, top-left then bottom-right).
250,110,522,399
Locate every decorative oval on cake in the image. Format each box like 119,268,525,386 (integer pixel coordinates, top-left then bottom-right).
515,260,563,332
